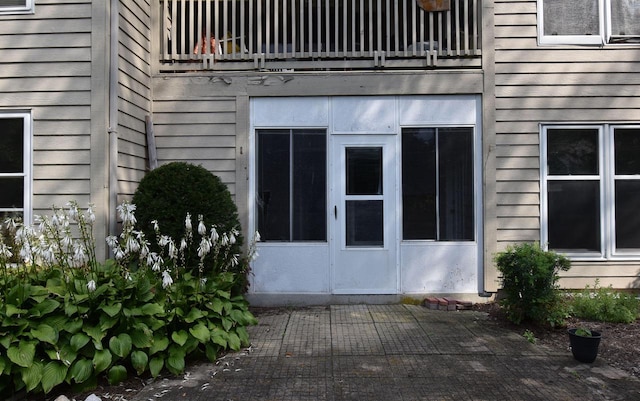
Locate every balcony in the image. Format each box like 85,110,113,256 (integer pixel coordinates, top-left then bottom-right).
159,0,482,72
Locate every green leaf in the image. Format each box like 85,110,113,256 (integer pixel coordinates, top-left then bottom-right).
149,357,164,378
221,317,233,332
99,314,119,332
184,308,205,323
209,298,224,314
227,332,241,351
236,326,249,347
58,344,78,366
205,343,219,362
69,358,93,384
5,304,27,317
131,329,153,349
70,333,91,352
171,330,189,346
149,335,169,355
109,334,132,359
101,303,122,317
166,349,185,375
131,350,149,375
42,361,68,394
7,341,35,368
21,360,43,392
65,303,78,316
0,355,7,374
189,323,210,343
141,303,164,316
83,324,107,344
93,349,112,374
43,314,68,332
64,318,83,334
31,324,58,345
211,331,227,348
30,298,61,317
107,365,128,385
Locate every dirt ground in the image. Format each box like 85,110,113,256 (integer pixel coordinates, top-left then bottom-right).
474,302,640,378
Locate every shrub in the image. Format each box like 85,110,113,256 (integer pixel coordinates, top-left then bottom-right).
132,162,245,287
495,242,571,326
0,201,259,397
571,280,639,323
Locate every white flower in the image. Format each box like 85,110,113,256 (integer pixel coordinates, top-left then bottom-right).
67,202,79,222
152,255,163,272
197,215,206,235
221,233,229,246
162,270,173,289
158,235,171,247
180,238,188,251
114,247,125,261
210,227,219,243
0,243,12,259
255,231,261,242
230,254,239,267
72,243,87,267
106,235,119,249
125,235,140,253
152,220,159,232
87,280,96,292
197,237,211,258
229,232,236,245
200,277,207,286
185,213,192,233
87,204,96,223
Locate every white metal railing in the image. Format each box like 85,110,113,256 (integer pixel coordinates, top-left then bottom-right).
160,0,481,71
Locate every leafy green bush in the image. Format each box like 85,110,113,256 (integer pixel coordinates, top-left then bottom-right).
495,242,571,326
571,280,639,323
132,162,244,284
0,201,258,397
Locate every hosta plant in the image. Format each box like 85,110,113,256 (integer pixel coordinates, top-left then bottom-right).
0,201,259,397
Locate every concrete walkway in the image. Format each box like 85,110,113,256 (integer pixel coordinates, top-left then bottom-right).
130,305,640,401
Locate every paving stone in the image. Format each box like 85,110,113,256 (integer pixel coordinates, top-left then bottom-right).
368,304,417,323
331,304,373,324
375,322,438,354
332,323,385,355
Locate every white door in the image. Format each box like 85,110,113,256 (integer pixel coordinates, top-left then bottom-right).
331,135,397,294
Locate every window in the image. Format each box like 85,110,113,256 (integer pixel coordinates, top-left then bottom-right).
0,0,34,14
541,125,640,258
0,113,31,226
256,129,326,241
538,0,640,45
401,127,474,241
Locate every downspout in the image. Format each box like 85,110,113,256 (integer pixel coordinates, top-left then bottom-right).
108,0,119,238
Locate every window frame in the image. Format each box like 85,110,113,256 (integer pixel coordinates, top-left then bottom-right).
0,112,32,226
537,0,639,45
541,124,640,260
0,0,34,15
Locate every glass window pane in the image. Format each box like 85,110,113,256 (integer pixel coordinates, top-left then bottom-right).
0,118,24,173
614,128,640,175
439,128,474,241
548,180,600,252
547,128,599,175
402,128,436,240
346,147,382,195
0,177,24,208
543,0,599,36
611,0,640,36
257,130,290,241
292,130,326,241
346,200,383,247
615,180,640,249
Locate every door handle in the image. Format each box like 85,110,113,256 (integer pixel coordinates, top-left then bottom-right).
334,205,337,220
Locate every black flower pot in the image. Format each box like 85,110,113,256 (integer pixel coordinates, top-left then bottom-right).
568,328,602,363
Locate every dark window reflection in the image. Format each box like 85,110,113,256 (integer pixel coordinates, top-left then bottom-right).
548,180,600,252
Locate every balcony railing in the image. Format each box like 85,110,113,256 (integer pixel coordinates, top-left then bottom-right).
159,0,482,72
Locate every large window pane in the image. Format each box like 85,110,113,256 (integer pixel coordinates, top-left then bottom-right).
611,0,640,36
548,181,600,252
346,148,382,195
439,128,474,241
346,200,383,247
257,131,290,241
257,129,327,242
0,118,24,173
0,177,23,208
547,128,599,175
293,130,326,241
614,128,640,175
402,128,436,240
615,180,640,249
543,0,599,36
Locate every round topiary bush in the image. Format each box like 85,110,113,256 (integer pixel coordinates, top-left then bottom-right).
132,162,244,278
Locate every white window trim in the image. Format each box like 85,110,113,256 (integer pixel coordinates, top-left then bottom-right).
541,124,640,261
537,0,639,46
0,0,34,15
0,112,32,226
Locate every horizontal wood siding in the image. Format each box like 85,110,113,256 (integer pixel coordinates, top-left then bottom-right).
117,0,152,202
0,0,93,215
152,98,238,195
494,0,640,288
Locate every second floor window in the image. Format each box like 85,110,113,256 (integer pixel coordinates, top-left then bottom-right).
0,0,34,15
538,0,640,45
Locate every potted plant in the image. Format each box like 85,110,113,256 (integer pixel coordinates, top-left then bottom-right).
567,327,602,363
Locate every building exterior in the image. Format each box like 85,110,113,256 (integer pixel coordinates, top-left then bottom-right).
1,0,638,304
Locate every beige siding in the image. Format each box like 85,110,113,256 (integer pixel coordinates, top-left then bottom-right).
152,98,238,196
494,0,640,288
117,0,152,202
0,0,93,217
